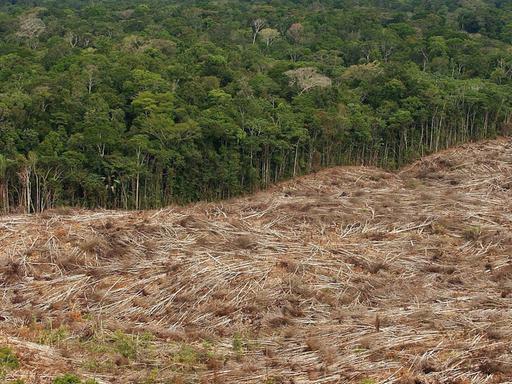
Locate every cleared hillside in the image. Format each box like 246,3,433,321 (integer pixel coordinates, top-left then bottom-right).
1,138,512,384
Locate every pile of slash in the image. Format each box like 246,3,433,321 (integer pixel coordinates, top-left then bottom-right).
1,138,511,384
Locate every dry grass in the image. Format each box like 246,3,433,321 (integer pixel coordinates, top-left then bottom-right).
1,138,512,383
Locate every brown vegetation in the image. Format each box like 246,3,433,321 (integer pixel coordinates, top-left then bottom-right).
1,138,512,383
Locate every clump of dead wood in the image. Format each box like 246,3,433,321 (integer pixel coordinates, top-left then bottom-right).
1,138,512,383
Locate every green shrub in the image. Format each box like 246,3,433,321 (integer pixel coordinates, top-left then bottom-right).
112,330,138,359
53,374,82,384
52,374,98,384
232,333,245,356
463,226,481,241
38,326,68,346
174,345,198,365
0,346,19,370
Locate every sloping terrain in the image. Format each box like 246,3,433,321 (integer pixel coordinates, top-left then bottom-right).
1,138,512,384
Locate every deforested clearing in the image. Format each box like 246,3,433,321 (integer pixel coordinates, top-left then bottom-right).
1,138,512,384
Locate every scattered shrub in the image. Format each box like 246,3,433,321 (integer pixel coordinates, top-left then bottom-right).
112,330,138,359
38,326,68,346
0,346,19,370
232,334,246,357
463,226,481,241
53,374,98,384
174,345,199,366
53,374,82,384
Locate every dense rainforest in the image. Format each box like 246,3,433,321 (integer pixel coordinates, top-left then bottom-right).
1,0,512,212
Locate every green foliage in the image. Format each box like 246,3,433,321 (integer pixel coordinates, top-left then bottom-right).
0,0,511,211
52,374,98,384
463,226,482,241
141,369,159,384
38,326,68,346
110,330,153,359
0,346,19,374
53,374,82,384
174,345,199,365
232,333,248,357
112,330,138,359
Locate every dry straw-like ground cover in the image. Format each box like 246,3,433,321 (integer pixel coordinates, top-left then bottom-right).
1,138,512,384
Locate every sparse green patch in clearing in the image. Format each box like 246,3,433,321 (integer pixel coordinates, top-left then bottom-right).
38,326,69,347
0,346,19,371
53,374,98,384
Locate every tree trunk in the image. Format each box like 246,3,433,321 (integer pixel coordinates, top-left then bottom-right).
293,141,299,177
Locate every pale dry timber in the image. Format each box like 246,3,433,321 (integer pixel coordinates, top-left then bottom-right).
1,138,512,384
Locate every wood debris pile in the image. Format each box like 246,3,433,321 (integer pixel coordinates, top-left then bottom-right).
1,138,512,383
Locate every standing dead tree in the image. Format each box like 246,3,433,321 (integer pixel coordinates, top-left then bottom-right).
285,67,332,95
252,18,266,45
16,9,46,49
